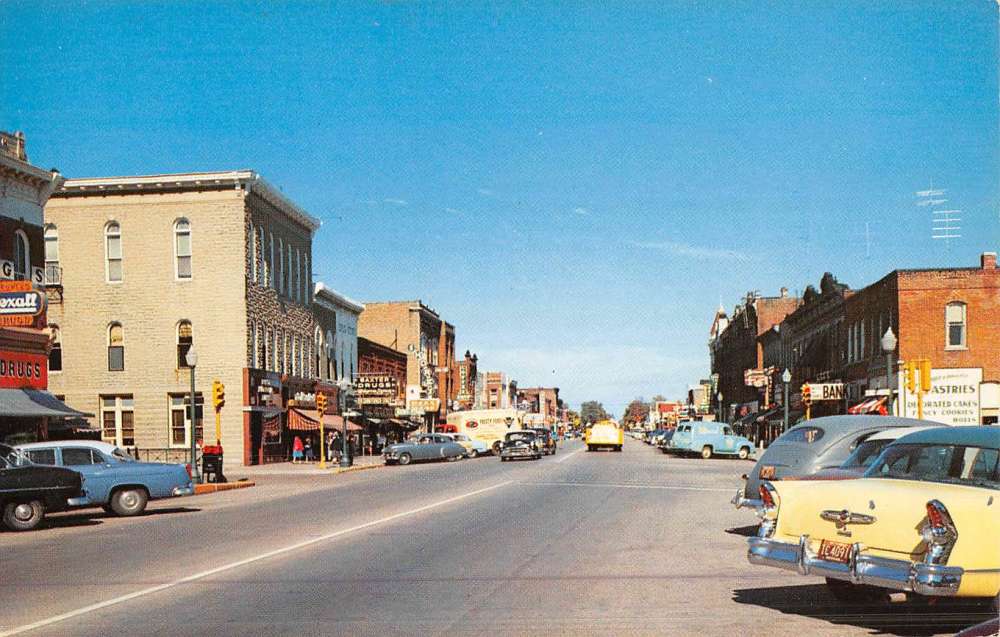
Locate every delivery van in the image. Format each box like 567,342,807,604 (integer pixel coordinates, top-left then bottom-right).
445,409,523,455
585,420,624,452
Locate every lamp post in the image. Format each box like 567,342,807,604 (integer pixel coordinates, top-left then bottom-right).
881,327,898,416
336,377,353,468
716,391,724,422
781,368,791,432
185,347,201,483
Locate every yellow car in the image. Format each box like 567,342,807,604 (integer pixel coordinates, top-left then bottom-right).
585,420,623,452
747,427,999,607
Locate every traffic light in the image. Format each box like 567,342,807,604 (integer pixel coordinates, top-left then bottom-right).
919,360,932,393
905,362,916,393
212,380,225,409
316,392,328,416
801,384,812,406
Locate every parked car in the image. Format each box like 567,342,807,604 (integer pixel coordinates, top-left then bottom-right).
500,430,542,461
782,426,941,482
733,415,937,511
747,426,1000,607
528,428,557,456
18,440,193,517
382,434,466,466
651,430,672,446
442,433,490,458
668,421,754,459
0,443,84,531
642,429,662,444
655,430,675,452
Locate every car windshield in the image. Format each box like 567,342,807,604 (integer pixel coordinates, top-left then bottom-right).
1,444,33,467
841,438,892,469
865,443,1000,489
506,432,534,442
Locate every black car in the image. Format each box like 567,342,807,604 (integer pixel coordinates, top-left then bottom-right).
499,431,542,461
0,443,83,531
528,428,557,456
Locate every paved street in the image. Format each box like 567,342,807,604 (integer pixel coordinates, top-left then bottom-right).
2,438,993,637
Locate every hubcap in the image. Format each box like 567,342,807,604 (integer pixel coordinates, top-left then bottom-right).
121,492,138,508
14,503,34,521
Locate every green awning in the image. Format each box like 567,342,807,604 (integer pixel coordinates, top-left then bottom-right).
0,389,93,418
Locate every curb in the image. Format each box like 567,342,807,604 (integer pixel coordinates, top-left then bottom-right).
333,463,384,475
194,481,256,495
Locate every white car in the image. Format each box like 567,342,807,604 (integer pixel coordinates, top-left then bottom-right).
441,433,490,458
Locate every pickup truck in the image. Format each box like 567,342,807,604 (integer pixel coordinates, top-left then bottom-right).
585,420,623,452
1,443,83,531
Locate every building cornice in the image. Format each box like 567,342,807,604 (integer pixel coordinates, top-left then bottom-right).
54,170,321,232
313,282,365,314
0,153,63,189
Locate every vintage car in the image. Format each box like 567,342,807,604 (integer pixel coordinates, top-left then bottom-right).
747,427,1000,607
528,428,557,456
382,434,466,466
0,443,84,531
782,426,941,483
668,421,754,459
18,440,194,516
585,420,624,452
442,433,490,458
655,430,675,452
500,430,542,461
734,415,936,511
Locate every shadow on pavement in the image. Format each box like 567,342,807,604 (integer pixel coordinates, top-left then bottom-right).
44,506,201,528
733,584,994,636
725,524,760,537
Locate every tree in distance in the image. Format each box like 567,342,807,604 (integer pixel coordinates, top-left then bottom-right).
580,401,609,424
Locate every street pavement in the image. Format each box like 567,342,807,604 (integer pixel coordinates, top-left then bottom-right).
2,438,994,636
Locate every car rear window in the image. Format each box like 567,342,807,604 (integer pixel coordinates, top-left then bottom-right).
62,448,102,465
781,426,825,444
25,449,56,465
867,443,1000,488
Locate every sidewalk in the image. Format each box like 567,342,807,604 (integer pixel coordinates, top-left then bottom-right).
221,454,384,479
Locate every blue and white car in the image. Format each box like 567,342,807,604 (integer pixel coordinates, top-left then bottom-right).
668,421,755,460
17,440,194,516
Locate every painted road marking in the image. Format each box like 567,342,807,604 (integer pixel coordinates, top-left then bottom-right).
0,480,514,637
554,448,584,464
521,481,732,493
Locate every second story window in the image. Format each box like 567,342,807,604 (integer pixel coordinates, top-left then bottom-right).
44,225,59,283
174,219,192,279
105,222,123,282
108,323,124,371
13,230,30,280
48,325,62,372
177,321,193,368
946,302,967,349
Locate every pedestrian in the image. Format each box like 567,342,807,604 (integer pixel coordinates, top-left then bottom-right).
304,437,314,462
326,431,336,462
292,435,304,464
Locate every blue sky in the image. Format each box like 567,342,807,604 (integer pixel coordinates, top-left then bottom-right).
3,1,997,414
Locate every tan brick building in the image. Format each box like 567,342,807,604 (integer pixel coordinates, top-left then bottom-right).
357,301,455,427
44,171,321,464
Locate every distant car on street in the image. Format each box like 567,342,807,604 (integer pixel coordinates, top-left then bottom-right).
655,430,675,451
668,421,754,460
500,430,542,461
527,428,557,456
382,434,466,466
18,440,193,517
441,433,490,458
0,443,83,531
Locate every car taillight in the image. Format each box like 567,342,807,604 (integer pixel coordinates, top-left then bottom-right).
757,482,780,538
922,499,958,564
759,483,776,509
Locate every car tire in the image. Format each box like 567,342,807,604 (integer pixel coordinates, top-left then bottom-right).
110,488,149,517
500,457,507,462
738,446,751,460
492,441,503,455
586,445,593,452
446,453,460,462
2,500,45,532
469,449,478,459
824,578,886,603
701,446,713,459
398,453,412,466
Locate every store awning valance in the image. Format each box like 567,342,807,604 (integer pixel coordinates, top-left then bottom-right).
848,397,888,415
0,389,93,418
287,408,362,432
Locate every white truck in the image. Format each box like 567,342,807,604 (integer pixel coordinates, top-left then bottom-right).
445,409,524,455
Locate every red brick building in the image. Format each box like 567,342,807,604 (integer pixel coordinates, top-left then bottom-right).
357,336,407,404
450,350,478,411
516,386,560,424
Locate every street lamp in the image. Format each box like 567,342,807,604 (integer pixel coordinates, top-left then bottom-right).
716,391,724,422
184,347,201,483
336,377,354,468
881,327,898,416
781,368,792,432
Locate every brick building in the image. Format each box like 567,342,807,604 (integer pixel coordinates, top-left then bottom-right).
311,283,362,382
44,170,321,465
709,289,799,421
357,300,455,426
450,350,478,411
483,371,515,409
515,386,560,424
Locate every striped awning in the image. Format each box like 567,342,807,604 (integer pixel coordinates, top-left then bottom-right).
848,396,888,415
287,408,362,432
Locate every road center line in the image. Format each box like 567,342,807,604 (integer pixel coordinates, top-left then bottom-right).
521,481,733,493
554,448,584,463
0,480,514,637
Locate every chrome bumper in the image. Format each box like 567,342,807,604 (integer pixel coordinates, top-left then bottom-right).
731,488,763,512
747,535,963,596
172,484,194,497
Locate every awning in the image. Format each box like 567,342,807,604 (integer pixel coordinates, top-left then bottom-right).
0,389,94,418
388,418,420,430
848,397,888,415
287,408,362,432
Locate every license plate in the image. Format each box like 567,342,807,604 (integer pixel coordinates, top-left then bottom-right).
759,465,776,480
818,539,852,564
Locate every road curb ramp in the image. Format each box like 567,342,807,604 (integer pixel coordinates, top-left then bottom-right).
194,480,256,495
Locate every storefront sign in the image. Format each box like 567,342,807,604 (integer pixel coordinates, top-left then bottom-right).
0,350,47,389
0,281,46,327
245,368,283,410
899,367,982,425
355,374,399,406
804,383,844,401
407,398,440,414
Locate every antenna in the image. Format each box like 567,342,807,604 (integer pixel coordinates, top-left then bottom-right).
916,180,961,251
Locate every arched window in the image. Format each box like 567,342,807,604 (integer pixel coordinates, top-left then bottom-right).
326,330,335,380
13,230,30,280
174,219,192,279
315,328,323,378
105,222,123,282
250,223,258,284
108,323,124,371
268,232,274,288
945,302,967,349
48,325,62,372
177,321,193,368
44,225,59,284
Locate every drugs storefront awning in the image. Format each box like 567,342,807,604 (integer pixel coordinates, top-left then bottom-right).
287,408,363,432
0,389,93,418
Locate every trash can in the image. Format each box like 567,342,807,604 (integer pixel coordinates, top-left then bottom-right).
201,445,227,484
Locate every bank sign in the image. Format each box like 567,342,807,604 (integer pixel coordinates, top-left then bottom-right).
899,367,982,426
